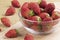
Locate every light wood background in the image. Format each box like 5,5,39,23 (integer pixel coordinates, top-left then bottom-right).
0,0,60,40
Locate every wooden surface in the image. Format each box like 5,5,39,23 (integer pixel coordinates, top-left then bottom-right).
0,0,60,40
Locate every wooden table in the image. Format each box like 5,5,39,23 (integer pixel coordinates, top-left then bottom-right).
0,0,60,40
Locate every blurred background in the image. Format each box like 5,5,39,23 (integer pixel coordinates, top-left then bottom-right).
46,0,60,2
